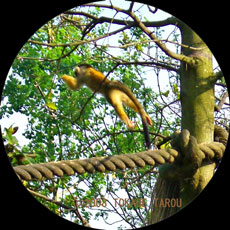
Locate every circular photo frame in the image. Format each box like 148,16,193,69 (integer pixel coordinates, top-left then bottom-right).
1,1,229,229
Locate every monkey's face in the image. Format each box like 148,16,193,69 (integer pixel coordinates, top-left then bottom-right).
74,64,92,78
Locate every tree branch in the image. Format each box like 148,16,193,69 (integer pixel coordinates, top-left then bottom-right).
68,4,192,64
128,12,192,63
28,23,130,48
28,188,74,209
65,10,178,28
215,92,229,112
213,70,224,81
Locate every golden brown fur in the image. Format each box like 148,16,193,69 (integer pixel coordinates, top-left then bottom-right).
62,64,152,148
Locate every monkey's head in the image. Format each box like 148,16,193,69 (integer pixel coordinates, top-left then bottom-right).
75,64,92,78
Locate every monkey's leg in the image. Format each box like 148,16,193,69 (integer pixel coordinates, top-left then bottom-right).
121,93,152,148
122,94,153,126
108,90,136,129
122,95,139,112
144,114,152,126
114,103,136,129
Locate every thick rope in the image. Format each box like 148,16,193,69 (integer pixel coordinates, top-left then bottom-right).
14,136,226,181
14,149,178,181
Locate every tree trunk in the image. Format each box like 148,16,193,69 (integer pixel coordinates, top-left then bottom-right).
180,23,214,143
150,22,216,223
179,22,215,204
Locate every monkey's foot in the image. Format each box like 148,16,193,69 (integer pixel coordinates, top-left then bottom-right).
146,114,153,126
127,120,137,129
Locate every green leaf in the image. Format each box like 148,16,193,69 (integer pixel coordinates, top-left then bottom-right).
46,101,57,111
161,90,170,97
4,126,19,145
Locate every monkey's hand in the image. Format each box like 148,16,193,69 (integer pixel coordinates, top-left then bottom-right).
62,75,79,91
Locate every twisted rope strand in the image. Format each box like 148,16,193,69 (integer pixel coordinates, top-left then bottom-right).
14,139,225,181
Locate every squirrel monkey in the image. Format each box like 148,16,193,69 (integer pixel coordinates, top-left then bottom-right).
62,64,153,148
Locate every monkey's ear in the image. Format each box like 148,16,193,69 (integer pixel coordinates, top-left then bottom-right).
75,66,81,76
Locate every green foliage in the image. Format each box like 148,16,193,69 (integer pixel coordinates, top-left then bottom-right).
0,3,183,228
2,125,37,165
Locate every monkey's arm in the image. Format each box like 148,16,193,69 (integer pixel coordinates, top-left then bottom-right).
62,75,82,91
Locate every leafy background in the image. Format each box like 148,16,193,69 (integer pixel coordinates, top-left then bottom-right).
0,1,228,229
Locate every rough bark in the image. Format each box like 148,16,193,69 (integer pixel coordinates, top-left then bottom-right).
150,22,216,224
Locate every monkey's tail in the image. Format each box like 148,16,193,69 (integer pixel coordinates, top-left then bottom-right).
142,119,151,149
108,81,152,149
